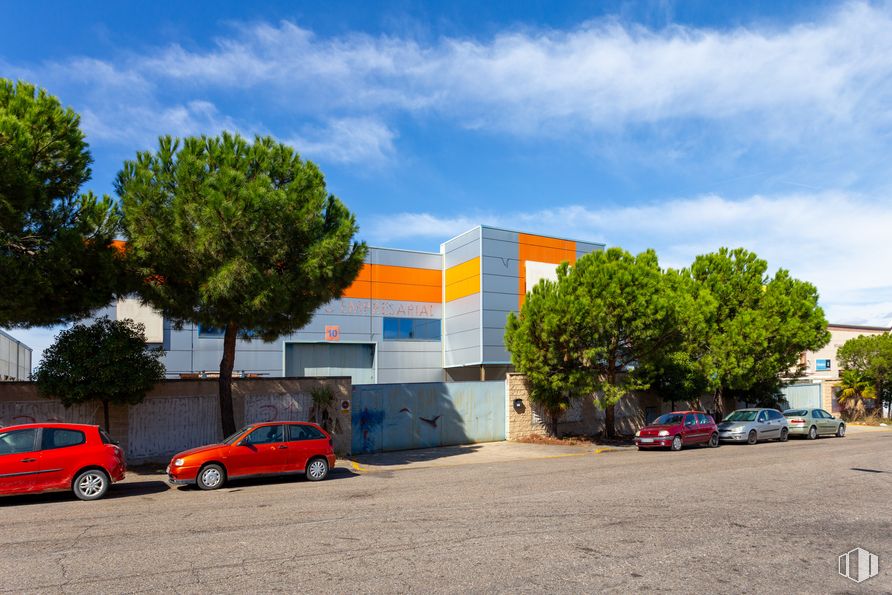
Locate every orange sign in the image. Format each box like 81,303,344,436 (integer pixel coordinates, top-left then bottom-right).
325,325,340,341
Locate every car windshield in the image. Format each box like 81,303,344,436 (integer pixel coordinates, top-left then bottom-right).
222,426,251,445
724,410,758,422
783,410,809,417
652,414,684,425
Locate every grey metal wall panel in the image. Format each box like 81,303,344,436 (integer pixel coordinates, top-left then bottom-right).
481,226,519,242
444,241,481,269
368,247,440,269
443,227,480,251
444,293,480,319
481,237,519,260
482,255,519,277
482,343,511,364
377,340,442,354
444,309,479,333
482,309,512,329
377,349,442,371
444,328,481,351
445,345,481,367
377,368,444,384
482,292,521,312
482,274,520,296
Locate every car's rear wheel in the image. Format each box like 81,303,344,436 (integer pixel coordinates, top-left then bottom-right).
670,435,683,451
779,428,789,442
836,424,846,438
73,469,109,501
747,430,758,445
306,457,329,481
708,433,719,448
197,464,225,490
808,425,818,440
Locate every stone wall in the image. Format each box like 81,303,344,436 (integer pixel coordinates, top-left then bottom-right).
0,377,352,462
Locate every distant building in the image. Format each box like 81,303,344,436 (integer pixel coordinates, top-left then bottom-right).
801,323,890,380
0,330,32,381
98,225,604,384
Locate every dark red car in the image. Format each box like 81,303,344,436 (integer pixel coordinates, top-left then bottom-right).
167,421,336,490
634,411,719,451
0,423,126,500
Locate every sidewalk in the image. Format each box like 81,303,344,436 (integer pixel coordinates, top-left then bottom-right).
342,440,627,473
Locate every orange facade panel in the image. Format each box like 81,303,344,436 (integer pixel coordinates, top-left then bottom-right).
341,264,442,303
445,257,480,302
518,233,577,308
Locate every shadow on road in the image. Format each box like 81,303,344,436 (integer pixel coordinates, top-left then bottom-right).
351,443,483,467
0,480,170,506
176,466,361,492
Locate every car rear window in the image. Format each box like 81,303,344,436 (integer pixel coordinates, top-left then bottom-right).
784,410,808,417
42,428,86,450
289,424,325,441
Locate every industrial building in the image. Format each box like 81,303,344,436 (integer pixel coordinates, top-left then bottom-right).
0,329,32,381
99,226,603,383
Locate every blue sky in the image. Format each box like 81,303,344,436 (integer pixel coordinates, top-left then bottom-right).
4,1,892,362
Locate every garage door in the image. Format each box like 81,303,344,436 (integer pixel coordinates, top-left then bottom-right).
780,383,822,410
285,343,375,384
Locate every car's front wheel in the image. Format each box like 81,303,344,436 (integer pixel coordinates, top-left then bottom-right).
197,464,225,490
808,425,818,440
73,469,109,501
836,424,846,438
747,430,758,445
708,433,719,448
779,428,789,442
670,435,683,451
306,457,330,481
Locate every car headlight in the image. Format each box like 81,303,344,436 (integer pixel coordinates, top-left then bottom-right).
173,458,185,467
731,427,744,433
658,430,669,437
634,430,640,437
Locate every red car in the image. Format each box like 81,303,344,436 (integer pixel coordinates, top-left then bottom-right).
167,421,336,490
634,411,719,451
0,423,126,500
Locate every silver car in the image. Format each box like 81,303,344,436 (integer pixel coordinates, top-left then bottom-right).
717,408,789,444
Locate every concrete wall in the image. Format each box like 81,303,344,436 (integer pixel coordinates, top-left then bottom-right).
0,377,352,462
802,324,888,381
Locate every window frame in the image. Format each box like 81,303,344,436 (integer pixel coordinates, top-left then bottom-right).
382,317,441,342
244,424,285,445
41,428,86,451
0,428,39,455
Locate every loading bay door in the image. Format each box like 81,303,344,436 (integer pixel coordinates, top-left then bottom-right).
285,343,375,384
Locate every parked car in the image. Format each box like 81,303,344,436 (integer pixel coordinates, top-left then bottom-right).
718,408,788,444
167,421,336,490
0,423,126,501
782,408,845,439
634,411,719,451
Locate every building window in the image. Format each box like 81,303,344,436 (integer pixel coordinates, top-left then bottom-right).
383,318,441,341
198,325,257,339
815,359,831,371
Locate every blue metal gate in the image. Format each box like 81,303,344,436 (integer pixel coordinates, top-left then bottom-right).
351,381,506,454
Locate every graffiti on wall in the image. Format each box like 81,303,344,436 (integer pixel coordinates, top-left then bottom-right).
0,401,99,428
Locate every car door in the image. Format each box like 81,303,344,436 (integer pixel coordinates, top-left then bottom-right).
0,428,40,494
811,410,828,435
286,424,327,471
816,410,834,435
37,427,88,491
767,410,786,438
756,410,775,439
682,414,699,444
227,424,289,477
697,413,714,443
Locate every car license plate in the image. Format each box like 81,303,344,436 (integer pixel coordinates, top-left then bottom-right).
640,438,654,443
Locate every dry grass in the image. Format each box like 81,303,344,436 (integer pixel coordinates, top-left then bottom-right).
515,433,633,447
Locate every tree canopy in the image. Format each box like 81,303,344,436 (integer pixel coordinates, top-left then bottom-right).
0,79,125,328
116,133,367,435
506,248,683,437
34,318,165,430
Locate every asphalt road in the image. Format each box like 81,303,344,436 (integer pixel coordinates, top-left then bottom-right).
1,430,891,594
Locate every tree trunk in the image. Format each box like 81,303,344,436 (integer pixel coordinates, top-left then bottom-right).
102,399,110,432
713,386,725,417
605,404,616,439
218,323,238,437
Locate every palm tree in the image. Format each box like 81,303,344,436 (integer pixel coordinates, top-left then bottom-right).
836,370,877,420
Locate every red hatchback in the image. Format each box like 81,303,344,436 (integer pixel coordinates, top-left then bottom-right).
0,423,126,500
634,411,719,451
167,421,337,490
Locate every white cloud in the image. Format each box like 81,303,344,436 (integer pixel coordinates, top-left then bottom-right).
287,117,397,164
366,191,892,327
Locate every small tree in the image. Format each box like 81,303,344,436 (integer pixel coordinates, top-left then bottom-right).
837,333,892,418
836,369,876,420
506,248,684,437
117,133,366,436
34,318,166,431
0,79,125,328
